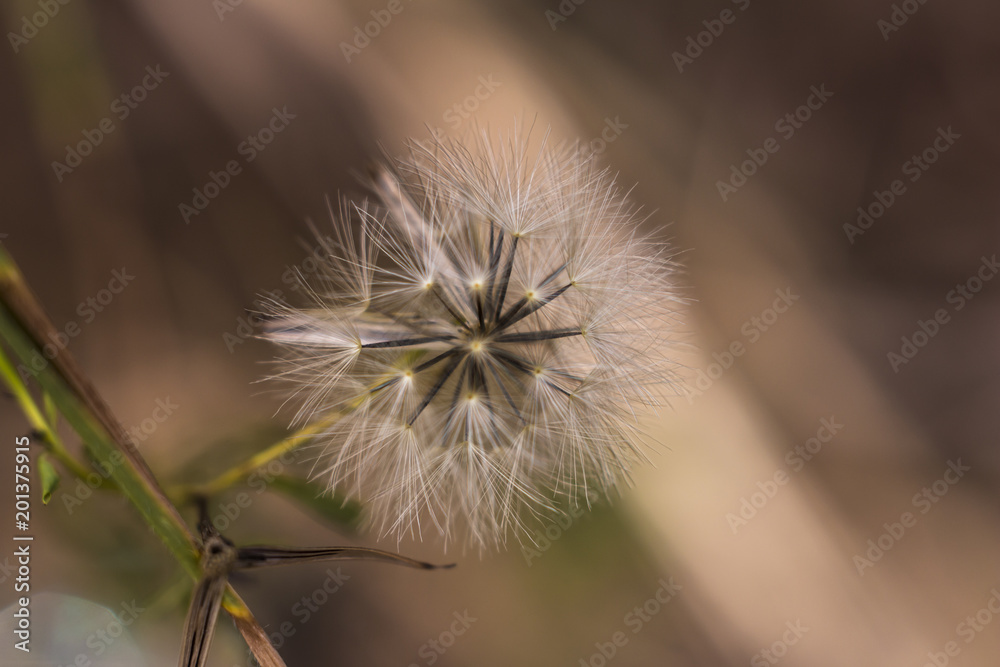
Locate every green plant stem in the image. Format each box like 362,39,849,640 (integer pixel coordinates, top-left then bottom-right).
0,246,287,667
171,410,345,501
0,343,109,487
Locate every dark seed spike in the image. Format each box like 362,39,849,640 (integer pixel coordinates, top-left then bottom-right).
495,262,569,330
474,360,503,443
362,335,455,349
543,378,573,398
442,358,470,446
474,286,485,330
369,309,446,337
492,235,520,323
492,348,574,399
485,360,526,424
494,328,582,344
538,262,569,289
431,283,471,329
235,545,453,570
484,229,505,318
407,353,462,426
491,347,535,376
367,376,402,394
494,296,527,330
414,349,458,373
544,366,584,384
498,283,572,330
490,228,506,269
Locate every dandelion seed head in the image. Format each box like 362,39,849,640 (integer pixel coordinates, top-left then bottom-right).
261,130,683,551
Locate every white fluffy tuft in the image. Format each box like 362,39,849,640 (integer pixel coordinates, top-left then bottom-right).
262,130,683,551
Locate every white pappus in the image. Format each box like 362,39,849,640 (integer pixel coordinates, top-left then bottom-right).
261,130,683,550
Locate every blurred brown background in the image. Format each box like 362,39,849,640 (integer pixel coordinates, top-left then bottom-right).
1,0,999,665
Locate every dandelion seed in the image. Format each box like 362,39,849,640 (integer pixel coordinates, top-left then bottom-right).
261,130,683,550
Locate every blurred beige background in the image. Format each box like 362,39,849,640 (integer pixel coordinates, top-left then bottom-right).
2,0,999,665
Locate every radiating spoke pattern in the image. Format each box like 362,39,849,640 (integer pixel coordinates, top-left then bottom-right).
262,132,682,549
